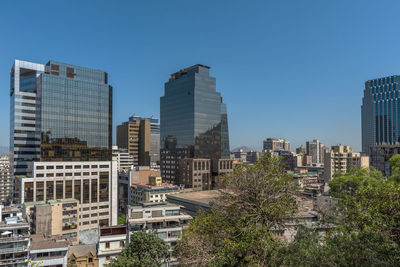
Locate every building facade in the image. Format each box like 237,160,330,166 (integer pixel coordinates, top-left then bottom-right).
324,145,369,183
117,118,151,167
263,138,290,152
127,203,192,266
30,235,69,267
362,75,400,153
0,205,30,266
27,199,80,242
19,161,118,230
129,115,160,167
97,226,126,267
130,177,179,205
306,139,325,165
160,64,230,186
112,146,134,172
0,155,12,203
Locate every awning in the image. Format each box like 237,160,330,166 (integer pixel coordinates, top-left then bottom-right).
1,231,12,235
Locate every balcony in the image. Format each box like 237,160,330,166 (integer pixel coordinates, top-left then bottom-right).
0,246,29,254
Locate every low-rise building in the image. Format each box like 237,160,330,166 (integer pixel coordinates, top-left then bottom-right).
0,205,30,266
68,244,98,267
130,176,179,205
97,226,126,267
30,235,69,267
166,190,220,216
127,202,192,265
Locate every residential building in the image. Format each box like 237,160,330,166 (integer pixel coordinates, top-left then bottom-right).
0,155,12,203
112,146,134,172
117,117,151,167
97,226,126,267
180,159,212,191
263,138,290,152
306,139,325,165
127,202,192,266
129,115,160,167
30,235,69,267
0,205,30,266
324,145,369,183
130,177,179,205
230,149,247,163
26,199,79,243
68,244,98,267
160,64,230,187
18,161,118,230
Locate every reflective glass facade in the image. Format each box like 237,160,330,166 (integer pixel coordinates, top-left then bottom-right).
160,64,230,183
10,60,112,177
362,75,400,153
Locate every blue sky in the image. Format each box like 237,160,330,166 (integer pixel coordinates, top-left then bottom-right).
1,0,399,152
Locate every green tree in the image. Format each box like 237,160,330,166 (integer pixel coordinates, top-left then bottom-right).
110,231,171,267
117,215,126,225
177,154,298,266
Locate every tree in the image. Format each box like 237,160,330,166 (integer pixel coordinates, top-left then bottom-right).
177,154,298,266
110,231,171,267
117,215,126,225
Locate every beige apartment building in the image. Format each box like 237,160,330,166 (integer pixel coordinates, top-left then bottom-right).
19,161,118,231
117,119,151,166
324,145,369,183
26,198,80,243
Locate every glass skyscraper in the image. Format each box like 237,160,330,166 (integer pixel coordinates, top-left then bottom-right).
362,75,400,153
10,60,112,177
160,64,230,184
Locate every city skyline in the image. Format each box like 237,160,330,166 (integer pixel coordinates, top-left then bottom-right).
2,1,400,152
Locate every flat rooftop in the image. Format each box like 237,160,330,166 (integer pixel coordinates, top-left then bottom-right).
168,190,221,205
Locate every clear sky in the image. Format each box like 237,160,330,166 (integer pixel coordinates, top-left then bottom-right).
1,0,400,152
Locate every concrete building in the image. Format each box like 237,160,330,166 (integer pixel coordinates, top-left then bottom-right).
0,155,12,203
306,140,325,165
97,226,126,267
68,244,98,267
324,145,369,183
129,115,160,167
296,146,306,155
19,161,118,230
0,205,30,266
26,199,79,243
263,138,290,152
130,177,179,205
180,158,233,191
127,202,192,266
30,235,69,267
160,64,230,186
117,118,151,167
112,146,134,172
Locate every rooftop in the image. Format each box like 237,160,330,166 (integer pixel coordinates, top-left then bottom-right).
167,190,221,205
68,244,97,258
30,235,69,250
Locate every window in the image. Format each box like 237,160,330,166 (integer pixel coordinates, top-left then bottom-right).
74,181,81,201
36,166,44,170
120,241,125,247
83,180,90,204
56,181,63,199
88,257,93,263
99,172,109,201
46,181,54,200
105,242,110,248
66,165,73,169
46,173,54,177
65,180,73,198
92,179,98,202
46,165,54,170
56,165,63,169
83,165,90,169
74,165,81,169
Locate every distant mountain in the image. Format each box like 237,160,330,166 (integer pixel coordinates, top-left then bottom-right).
231,146,256,153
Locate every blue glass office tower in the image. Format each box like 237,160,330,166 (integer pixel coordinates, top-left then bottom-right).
361,75,400,153
10,60,112,177
160,64,230,184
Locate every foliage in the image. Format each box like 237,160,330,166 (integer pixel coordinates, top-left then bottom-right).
177,154,400,266
117,215,126,225
110,231,170,267
177,154,298,266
